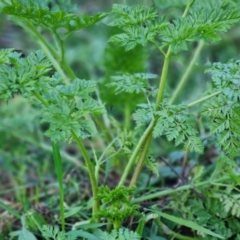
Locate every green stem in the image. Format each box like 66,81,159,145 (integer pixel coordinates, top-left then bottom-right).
33,90,48,107
119,48,172,186
127,48,172,186
32,91,65,228
94,115,113,145
132,176,230,203
52,30,65,61
186,91,221,108
23,22,67,81
124,103,131,130
23,22,76,81
170,40,204,104
182,0,195,18
32,91,99,216
71,130,99,215
118,119,155,186
155,48,172,106
125,0,200,187
150,40,166,56
129,134,152,186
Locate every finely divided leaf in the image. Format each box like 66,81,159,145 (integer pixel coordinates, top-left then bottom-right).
202,59,240,159
108,73,157,94
153,102,203,153
2,2,106,36
0,50,52,100
159,9,240,53
133,103,155,127
110,4,158,27
109,4,168,50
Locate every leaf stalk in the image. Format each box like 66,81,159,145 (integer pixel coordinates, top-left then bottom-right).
170,40,204,104
71,130,99,215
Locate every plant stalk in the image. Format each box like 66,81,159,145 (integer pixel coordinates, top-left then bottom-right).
24,22,76,82
170,40,204,104
33,90,48,107
132,176,230,203
155,47,172,106
71,130,99,215
127,48,172,186
125,0,198,186
33,91,99,216
118,119,155,186
182,0,195,18
187,91,221,108
129,134,152,187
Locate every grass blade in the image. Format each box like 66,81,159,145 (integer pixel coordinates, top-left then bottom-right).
152,210,224,239
51,141,65,230
0,199,21,219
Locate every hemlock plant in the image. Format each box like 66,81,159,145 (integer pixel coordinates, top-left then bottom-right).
1,0,240,239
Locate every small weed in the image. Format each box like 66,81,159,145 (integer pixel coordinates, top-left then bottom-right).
1,0,240,239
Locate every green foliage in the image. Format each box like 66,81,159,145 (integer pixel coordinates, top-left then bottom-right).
154,102,203,153
109,4,168,50
133,101,203,153
176,181,240,239
0,50,52,100
2,0,106,38
155,0,189,9
202,60,240,158
42,78,105,142
95,186,139,229
0,49,104,142
40,225,76,240
109,2,240,53
219,192,240,218
100,227,140,240
159,9,240,53
132,103,155,127
108,73,157,94
1,0,240,239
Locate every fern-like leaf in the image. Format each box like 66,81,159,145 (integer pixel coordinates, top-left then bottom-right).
220,194,240,218
108,73,157,94
100,228,140,240
109,4,168,50
109,4,158,27
202,59,240,158
40,225,77,240
0,50,104,142
159,9,240,53
153,102,203,153
2,1,106,37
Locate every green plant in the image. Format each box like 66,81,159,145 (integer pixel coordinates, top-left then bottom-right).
99,227,140,240
95,186,139,229
1,0,240,239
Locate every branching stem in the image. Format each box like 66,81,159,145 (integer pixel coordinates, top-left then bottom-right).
129,135,152,187
24,22,76,82
182,0,195,18
128,48,172,186
120,0,198,187
170,40,204,104
187,91,221,108
32,90,99,216
118,119,155,186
